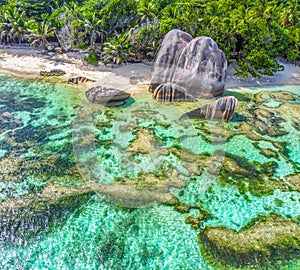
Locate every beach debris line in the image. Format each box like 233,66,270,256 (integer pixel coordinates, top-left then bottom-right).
149,29,227,99
85,85,130,107
180,96,238,121
40,69,66,76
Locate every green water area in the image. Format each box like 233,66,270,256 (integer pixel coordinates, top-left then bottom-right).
0,74,299,269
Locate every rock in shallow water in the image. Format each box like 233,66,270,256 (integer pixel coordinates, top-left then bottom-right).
68,76,96,84
150,29,227,98
153,82,196,102
85,86,130,106
180,96,238,121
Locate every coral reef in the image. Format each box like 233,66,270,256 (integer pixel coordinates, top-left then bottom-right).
200,214,300,267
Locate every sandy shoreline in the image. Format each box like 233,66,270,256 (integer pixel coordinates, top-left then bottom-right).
0,46,299,93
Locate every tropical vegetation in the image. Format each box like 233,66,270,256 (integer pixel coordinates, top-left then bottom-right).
0,0,299,77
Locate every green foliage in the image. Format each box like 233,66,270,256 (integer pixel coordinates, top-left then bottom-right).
99,0,139,35
84,50,99,66
0,0,299,76
236,50,284,78
102,30,134,64
0,1,29,43
28,19,56,49
131,26,160,58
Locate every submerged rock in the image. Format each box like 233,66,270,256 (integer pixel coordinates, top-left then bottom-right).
68,76,96,84
85,86,130,106
200,214,300,267
180,96,238,121
0,183,93,243
174,203,191,213
149,29,227,98
40,69,66,76
0,181,175,242
88,182,174,209
126,129,155,154
248,107,289,137
285,174,300,191
185,216,202,229
256,91,296,103
153,82,196,102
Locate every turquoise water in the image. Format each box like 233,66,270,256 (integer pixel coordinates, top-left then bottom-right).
1,197,210,270
0,74,300,269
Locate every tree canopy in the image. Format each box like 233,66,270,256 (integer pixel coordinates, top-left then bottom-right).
0,0,299,76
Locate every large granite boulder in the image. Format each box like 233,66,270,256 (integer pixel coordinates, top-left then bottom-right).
153,82,196,102
150,29,227,98
180,96,238,121
173,37,227,97
85,86,130,107
149,29,192,92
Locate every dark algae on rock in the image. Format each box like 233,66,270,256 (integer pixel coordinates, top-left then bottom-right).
0,184,94,244
218,152,288,197
199,214,300,268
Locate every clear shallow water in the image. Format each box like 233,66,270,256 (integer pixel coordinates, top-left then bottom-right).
0,74,300,269
1,197,211,270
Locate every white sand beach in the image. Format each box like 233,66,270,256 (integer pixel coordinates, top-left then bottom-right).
0,46,153,94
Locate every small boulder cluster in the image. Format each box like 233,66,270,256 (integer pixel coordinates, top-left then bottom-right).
150,29,227,100
149,29,238,122
39,30,238,119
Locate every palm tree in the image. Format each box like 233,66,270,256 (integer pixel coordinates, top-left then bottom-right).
82,13,105,49
28,20,56,49
102,30,133,64
137,0,159,27
0,4,27,44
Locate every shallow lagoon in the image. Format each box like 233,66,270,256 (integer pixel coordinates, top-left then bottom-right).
0,74,299,269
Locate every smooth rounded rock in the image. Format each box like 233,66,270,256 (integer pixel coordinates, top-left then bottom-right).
180,96,238,121
149,29,193,92
173,37,227,97
68,76,96,84
40,69,66,76
85,86,130,106
153,82,196,102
